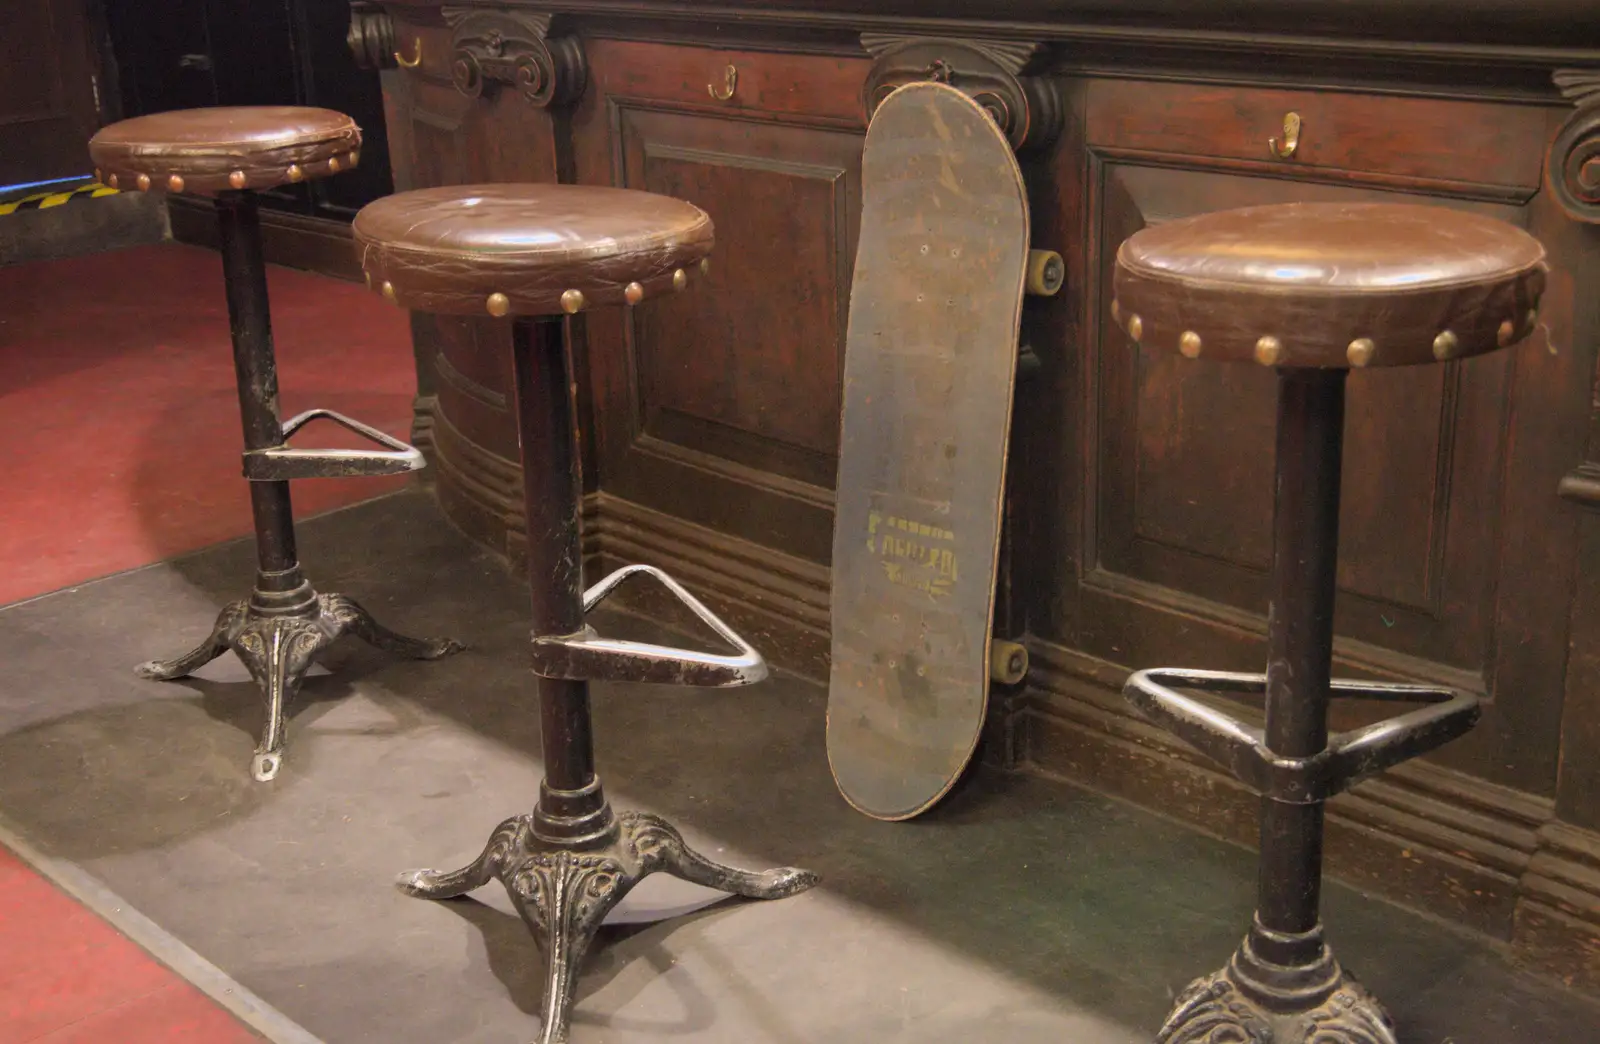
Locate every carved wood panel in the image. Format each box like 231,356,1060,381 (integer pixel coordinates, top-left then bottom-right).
573,41,869,562
623,116,858,484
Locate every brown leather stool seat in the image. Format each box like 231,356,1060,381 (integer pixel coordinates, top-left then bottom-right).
352,184,714,317
1113,201,1546,1043
1113,201,1547,368
88,106,360,195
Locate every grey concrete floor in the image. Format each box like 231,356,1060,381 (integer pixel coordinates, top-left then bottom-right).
0,490,1596,1043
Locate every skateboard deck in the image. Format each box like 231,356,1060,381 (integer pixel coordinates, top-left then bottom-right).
826,81,1034,821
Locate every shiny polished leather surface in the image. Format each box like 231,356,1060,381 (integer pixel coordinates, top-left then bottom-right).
352,185,715,317
1113,202,1548,368
89,107,361,196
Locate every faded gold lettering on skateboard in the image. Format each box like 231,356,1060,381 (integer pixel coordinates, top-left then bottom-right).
867,509,958,598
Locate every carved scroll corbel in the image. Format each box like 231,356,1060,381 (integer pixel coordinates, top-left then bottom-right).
346,2,397,71
861,35,1060,152
441,7,586,107
1550,70,1600,224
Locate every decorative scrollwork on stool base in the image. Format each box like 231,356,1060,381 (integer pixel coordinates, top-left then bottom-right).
136,586,462,781
398,807,818,1044
1159,959,1397,1044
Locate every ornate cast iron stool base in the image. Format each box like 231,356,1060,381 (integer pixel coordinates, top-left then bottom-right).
400,808,816,1044
1159,937,1395,1044
137,580,460,781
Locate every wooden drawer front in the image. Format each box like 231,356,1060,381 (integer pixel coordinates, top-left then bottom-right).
1086,80,1546,190
585,39,869,125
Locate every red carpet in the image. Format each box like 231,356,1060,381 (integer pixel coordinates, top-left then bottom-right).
0,847,263,1043
0,241,416,607
1,240,416,1039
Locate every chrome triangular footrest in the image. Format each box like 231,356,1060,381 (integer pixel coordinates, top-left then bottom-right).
530,565,767,687
242,408,425,481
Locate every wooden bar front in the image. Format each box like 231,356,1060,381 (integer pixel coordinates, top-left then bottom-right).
352,0,1600,991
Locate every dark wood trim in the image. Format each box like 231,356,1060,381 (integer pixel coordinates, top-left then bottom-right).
373,1,1600,107
166,196,361,281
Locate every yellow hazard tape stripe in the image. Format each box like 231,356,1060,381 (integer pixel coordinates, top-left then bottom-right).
0,181,119,215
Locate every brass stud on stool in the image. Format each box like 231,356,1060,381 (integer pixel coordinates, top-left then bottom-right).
1347,337,1376,367
561,289,586,314
167,174,185,193
1254,335,1283,366
1179,331,1203,359
136,173,151,191
672,268,688,292
229,171,248,190
1433,329,1459,360
625,282,645,305
486,292,511,318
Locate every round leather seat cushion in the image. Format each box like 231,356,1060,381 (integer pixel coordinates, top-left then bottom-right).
351,184,715,317
89,107,360,196
1112,202,1548,368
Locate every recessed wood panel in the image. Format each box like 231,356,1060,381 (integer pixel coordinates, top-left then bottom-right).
615,106,861,491
638,148,846,460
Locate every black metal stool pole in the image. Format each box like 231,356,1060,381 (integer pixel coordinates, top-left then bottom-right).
514,315,611,843
218,191,313,613
1237,369,1349,1013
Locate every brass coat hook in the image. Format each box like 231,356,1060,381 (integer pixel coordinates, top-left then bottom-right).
395,38,422,69
1269,111,1302,159
708,64,737,101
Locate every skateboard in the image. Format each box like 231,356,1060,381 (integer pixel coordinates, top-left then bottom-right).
826,81,1062,821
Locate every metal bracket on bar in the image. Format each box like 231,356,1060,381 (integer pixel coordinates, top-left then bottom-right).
531,564,768,688
242,408,425,481
1123,667,1481,804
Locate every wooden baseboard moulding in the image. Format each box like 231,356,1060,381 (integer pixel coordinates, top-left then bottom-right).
416,401,1600,995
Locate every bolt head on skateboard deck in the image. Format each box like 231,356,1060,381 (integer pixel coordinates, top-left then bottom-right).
826,81,1031,821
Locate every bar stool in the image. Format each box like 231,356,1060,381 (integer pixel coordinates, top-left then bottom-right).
91,107,463,782
351,184,819,1044
1112,202,1546,1042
